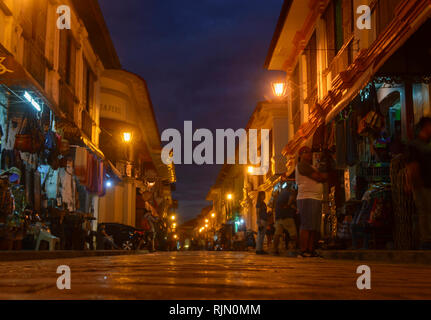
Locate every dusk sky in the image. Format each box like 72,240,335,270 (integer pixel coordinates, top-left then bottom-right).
99,0,285,223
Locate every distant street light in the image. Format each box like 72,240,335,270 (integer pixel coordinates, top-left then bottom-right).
211,213,215,218
227,193,233,200
271,81,288,98
205,219,209,224
171,215,176,221
247,166,254,174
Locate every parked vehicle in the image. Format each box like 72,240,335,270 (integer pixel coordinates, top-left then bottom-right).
96,223,148,250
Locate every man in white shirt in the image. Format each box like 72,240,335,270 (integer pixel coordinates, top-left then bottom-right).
296,146,327,257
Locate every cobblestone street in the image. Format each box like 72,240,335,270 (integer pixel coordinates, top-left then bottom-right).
0,251,430,300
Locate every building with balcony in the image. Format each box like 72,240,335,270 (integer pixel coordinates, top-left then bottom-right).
98,69,176,228
265,0,431,248
0,0,120,229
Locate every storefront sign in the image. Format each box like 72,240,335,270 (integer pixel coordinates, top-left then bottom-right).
0,57,13,75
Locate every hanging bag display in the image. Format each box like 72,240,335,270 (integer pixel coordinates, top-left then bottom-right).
14,118,32,152
14,115,44,154
358,83,385,138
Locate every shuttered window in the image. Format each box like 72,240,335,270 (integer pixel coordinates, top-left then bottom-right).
342,0,353,43
32,0,48,51
59,31,76,91
292,64,301,133
334,0,343,53
324,1,335,63
83,60,95,113
376,0,403,35
305,31,317,100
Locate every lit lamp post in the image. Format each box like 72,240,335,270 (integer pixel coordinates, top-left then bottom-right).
226,193,233,221
122,131,133,176
271,81,288,98
122,132,133,143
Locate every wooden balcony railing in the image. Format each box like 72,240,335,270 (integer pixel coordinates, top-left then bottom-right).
324,36,354,90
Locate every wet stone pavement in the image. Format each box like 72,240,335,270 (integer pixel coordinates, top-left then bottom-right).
0,251,430,300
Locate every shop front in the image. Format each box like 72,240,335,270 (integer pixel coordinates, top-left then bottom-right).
319,71,430,250
0,61,107,251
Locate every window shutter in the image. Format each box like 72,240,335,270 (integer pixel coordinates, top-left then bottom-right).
377,0,403,34
342,0,353,43
68,39,76,91
306,31,317,98
59,31,68,79
33,0,48,51
82,60,88,109
324,2,335,63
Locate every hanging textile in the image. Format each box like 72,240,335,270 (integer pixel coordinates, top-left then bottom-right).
97,160,105,197
74,146,88,186
58,160,76,212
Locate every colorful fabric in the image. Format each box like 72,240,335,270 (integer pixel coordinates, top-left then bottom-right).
74,147,88,185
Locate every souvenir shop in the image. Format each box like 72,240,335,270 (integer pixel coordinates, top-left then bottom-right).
0,86,107,251
317,81,405,250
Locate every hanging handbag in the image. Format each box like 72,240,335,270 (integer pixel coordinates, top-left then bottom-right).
358,84,385,138
14,118,32,152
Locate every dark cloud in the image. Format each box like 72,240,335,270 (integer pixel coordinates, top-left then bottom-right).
99,0,285,223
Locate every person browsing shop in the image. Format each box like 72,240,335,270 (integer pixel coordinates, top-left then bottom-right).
296,146,328,257
406,117,431,249
272,176,298,257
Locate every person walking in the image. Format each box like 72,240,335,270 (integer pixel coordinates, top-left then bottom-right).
407,117,431,249
265,216,275,249
296,146,327,257
144,201,159,252
272,177,298,256
256,191,269,255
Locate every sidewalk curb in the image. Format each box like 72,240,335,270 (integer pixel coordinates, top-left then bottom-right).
319,250,431,265
0,250,149,262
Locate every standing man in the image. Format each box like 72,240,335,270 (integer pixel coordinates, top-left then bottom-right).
272,177,298,256
296,146,327,257
407,117,431,249
255,191,269,255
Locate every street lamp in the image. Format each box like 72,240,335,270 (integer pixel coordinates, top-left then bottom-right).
271,81,288,98
211,213,215,218
205,219,209,224
247,166,254,175
171,215,176,221
122,132,133,143
227,193,233,200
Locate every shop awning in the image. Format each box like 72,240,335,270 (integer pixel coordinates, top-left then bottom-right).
105,159,122,181
0,44,62,116
325,68,374,125
81,135,105,160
